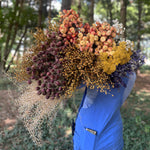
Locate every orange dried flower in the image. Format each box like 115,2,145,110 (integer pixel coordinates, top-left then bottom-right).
100,36,107,42
106,30,111,36
80,28,85,32
103,45,108,51
111,32,116,38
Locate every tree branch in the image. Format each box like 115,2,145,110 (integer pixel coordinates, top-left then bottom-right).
3,0,25,69
2,0,19,69
5,26,28,72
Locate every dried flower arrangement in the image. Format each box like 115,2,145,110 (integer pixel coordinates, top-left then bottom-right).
14,9,144,145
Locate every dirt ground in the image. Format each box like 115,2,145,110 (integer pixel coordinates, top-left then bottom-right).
0,90,19,131
0,72,150,131
134,73,150,93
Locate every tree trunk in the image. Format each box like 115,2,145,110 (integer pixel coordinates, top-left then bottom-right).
48,0,52,19
4,24,18,63
120,0,127,39
23,35,27,55
89,0,94,25
61,0,72,11
6,0,9,7
108,0,113,25
77,0,81,16
2,22,14,70
137,0,142,50
0,29,2,76
2,0,19,70
38,0,43,28
0,50,2,76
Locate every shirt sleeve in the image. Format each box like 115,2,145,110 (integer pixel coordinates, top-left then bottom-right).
122,72,136,105
82,87,98,108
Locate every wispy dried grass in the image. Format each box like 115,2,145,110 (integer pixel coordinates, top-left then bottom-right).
14,81,62,146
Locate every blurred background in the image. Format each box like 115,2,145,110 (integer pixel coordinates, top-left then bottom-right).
0,0,150,149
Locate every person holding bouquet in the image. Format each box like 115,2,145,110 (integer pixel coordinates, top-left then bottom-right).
73,73,136,150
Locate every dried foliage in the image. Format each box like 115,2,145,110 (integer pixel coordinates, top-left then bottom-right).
14,45,39,82
16,81,62,146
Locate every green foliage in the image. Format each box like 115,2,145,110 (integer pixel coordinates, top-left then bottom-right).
121,91,150,149
71,0,92,23
0,3,38,34
126,4,138,41
123,115,150,150
20,6,38,28
0,77,16,90
95,1,108,21
139,65,150,73
0,1,39,70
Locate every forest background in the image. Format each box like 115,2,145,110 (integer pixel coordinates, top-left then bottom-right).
0,0,150,150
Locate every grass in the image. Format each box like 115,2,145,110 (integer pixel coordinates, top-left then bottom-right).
121,91,150,150
0,77,16,90
139,65,150,74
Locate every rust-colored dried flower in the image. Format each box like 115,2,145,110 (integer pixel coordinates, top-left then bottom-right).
59,9,83,45
14,21,67,100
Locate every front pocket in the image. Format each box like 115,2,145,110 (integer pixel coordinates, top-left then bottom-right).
81,127,97,150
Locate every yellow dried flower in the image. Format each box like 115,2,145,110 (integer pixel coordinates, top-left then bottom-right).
95,41,133,74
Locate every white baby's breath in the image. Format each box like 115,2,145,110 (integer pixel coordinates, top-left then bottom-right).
125,39,134,51
112,19,125,35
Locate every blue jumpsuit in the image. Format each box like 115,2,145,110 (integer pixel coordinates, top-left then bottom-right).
73,73,136,150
